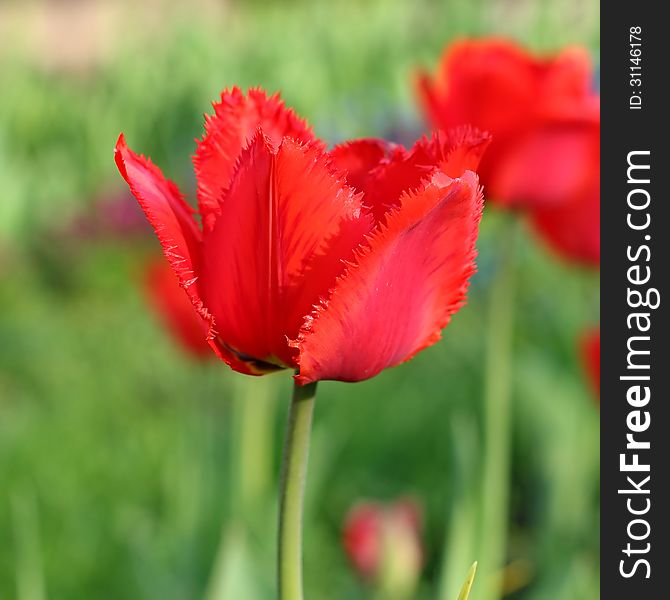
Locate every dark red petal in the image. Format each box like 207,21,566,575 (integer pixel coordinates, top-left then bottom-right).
114,134,258,375
294,170,483,384
193,87,320,230
144,259,212,359
200,133,368,368
528,175,600,266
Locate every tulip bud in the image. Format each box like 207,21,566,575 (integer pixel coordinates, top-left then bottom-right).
343,499,423,598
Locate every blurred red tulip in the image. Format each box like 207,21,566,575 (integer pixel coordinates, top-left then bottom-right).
144,258,212,360
528,165,600,265
417,39,599,209
116,88,488,384
343,499,423,588
344,503,381,578
417,39,601,266
580,328,600,400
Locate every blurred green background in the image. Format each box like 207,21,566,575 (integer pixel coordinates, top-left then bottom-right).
1,0,599,598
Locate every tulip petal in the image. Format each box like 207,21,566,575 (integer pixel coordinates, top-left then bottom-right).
416,39,598,210
529,177,600,265
541,47,597,118
200,133,368,368
410,126,491,178
115,134,201,270
362,150,433,222
114,135,259,375
330,138,414,222
418,39,594,136
144,259,212,359
329,138,398,191
193,87,319,230
294,170,483,384
490,117,599,208
330,129,490,225
359,127,490,219
417,39,541,137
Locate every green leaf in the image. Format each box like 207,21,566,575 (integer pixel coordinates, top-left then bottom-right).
457,562,478,600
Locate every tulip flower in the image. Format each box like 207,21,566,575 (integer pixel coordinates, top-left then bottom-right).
417,39,600,209
417,38,601,268
143,258,212,359
115,87,488,600
343,499,423,598
580,328,600,400
115,88,487,384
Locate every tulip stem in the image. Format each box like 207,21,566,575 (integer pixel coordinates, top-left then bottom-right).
233,376,276,520
475,218,518,600
278,380,317,600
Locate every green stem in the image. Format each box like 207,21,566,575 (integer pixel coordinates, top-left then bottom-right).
234,376,276,519
438,417,478,600
278,381,317,600
475,220,518,600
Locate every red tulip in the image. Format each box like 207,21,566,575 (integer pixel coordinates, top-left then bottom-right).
144,258,212,359
343,499,423,586
417,38,599,207
528,161,600,265
580,327,600,399
343,503,382,578
115,88,488,384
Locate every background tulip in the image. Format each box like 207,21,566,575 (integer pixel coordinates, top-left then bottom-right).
417,38,599,211
343,499,423,598
528,170,600,266
417,38,600,268
143,258,212,360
